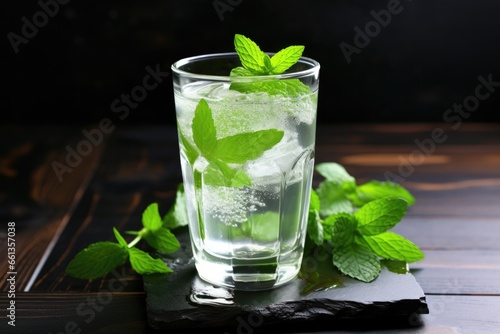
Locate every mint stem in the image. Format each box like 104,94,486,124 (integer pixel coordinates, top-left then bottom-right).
128,230,145,248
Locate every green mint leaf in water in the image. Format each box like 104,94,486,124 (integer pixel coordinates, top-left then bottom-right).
65,242,129,279
128,247,172,275
230,66,255,77
178,125,199,165
214,129,284,164
192,99,218,159
229,79,311,97
184,98,283,187
204,160,252,188
354,197,408,236
240,212,280,242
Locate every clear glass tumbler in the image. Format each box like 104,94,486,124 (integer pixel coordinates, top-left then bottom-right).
172,52,320,290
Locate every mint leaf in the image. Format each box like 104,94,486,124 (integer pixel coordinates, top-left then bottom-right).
332,243,381,283
113,227,128,247
307,189,323,245
187,99,284,188
360,232,425,263
310,188,320,212
128,247,172,275
270,45,305,74
178,125,199,165
229,79,311,98
316,180,354,216
352,180,416,206
307,209,323,246
307,189,325,246
234,34,267,74
65,242,129,279
354,197,408,236
142,202,163,232
316,162,355,185
204,160,252,187
230,67,255,77
192,99,217,158
143,227,180,254
240,212,280,242
263,53,273,73
163,183,189,229
321,214,337,241
214,129,284,163
330,213,358,247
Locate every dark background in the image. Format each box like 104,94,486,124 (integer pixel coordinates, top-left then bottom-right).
2,0,500,126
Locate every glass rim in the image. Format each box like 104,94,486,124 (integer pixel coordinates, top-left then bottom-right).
171,52,320,81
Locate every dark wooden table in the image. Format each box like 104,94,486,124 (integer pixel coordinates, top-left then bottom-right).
1,122,500,334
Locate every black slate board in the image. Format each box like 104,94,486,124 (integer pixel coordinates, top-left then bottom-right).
143,227,429,332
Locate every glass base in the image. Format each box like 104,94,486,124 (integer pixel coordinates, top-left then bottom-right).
194,254,301,291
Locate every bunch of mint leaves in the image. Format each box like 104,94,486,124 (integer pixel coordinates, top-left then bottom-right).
305,162,424,284
65,34,424,284
229,34,311,97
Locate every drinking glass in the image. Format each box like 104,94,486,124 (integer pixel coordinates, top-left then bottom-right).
172,52,320,290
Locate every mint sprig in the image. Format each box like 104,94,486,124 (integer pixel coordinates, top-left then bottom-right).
178,98,284,187
232,34,304,75
230,34,311,98
65,198,187,279
306,164,424,283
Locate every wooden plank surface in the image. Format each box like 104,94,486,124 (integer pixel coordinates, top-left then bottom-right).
1,123,499,333
0,126,106,292
2,294,499,334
